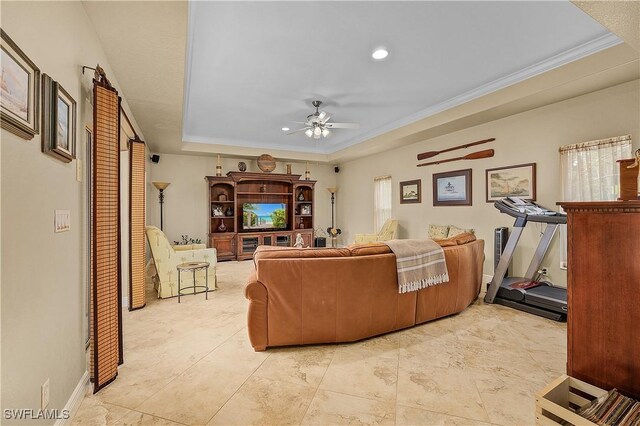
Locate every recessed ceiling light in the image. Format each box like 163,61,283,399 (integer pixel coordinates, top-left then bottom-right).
281,127,290,131
372,48,389,60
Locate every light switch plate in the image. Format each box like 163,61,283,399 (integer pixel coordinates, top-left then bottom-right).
54,210,70,233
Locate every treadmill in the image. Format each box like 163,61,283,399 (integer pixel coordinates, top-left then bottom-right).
484,197,568,321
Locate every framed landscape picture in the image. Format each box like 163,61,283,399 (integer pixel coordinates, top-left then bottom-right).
486,163,536,202
42,74,76,163
1,29,40,140
400,179,421,204
432,169,472,206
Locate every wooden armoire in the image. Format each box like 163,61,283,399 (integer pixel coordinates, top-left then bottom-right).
559,200,640,398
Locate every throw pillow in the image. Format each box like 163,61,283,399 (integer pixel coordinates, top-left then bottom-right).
448,225,475,238
428,224,450,240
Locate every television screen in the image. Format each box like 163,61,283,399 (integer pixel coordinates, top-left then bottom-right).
242,203,287,230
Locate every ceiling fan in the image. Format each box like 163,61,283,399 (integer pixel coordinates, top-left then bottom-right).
287,100,359,139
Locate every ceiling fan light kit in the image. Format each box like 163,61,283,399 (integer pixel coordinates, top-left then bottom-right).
287,100,359,140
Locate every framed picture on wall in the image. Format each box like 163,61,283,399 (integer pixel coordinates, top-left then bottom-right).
0,29,40,140
485,163,536,202
432,169,472,206
42,74,77,163
400,179,421,204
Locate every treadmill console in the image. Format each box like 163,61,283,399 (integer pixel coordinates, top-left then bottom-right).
495,197,566,224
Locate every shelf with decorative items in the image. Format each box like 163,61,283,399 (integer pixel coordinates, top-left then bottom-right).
294,183,314,232
206,175,237,261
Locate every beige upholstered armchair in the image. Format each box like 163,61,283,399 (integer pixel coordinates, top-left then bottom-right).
354,219,399,243
145,226,217,298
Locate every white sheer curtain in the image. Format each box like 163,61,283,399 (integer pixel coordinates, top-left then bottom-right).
559,135,632,267
374,175,392,231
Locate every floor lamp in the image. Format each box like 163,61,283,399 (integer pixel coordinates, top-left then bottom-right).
327,187,341,247
152,181,170,231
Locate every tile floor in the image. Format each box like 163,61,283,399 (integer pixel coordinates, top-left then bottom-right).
71,261,566,425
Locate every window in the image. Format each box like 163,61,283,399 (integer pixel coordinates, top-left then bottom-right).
374,175,392,231
559,135,632,267
560,135,632,202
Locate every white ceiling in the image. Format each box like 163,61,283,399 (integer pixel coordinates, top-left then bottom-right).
183,1,617,155
82,0,188,152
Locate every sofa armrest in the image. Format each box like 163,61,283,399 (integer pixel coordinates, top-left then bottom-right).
244,271,268,351
354,233,379,243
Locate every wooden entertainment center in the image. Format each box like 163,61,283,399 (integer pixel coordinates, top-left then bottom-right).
206,172,316,261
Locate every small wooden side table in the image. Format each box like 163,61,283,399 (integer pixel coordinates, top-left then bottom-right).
176,261,210,303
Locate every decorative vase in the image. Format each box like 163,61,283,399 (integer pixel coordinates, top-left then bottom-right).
238,161,247,172
225,207,233,216
298,192,305,201
217,219,227,232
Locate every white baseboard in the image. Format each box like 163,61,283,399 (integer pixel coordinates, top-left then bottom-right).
55,370,89,425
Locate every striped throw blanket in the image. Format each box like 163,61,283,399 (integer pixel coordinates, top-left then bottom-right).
384,239,449,293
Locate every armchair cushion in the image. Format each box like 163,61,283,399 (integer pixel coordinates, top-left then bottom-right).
353,233,380,244
145,226,217,298
353,219,398,243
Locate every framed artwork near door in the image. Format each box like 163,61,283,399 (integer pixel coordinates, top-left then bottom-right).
432,169,472,206
1,29,40,139
42,74,77,162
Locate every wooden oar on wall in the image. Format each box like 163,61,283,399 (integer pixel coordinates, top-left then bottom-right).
417,138,495,160
417,149,494,167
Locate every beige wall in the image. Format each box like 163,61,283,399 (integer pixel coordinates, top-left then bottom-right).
337,80,640,286
1,1,142,419
146,154,338,245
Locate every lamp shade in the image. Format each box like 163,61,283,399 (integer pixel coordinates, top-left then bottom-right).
327,187,338,194
152,181,171,191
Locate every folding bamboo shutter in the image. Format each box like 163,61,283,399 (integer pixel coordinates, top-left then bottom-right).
129,139,146,310
91,77,123,392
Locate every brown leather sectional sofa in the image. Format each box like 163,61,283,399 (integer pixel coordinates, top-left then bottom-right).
244,238,485,351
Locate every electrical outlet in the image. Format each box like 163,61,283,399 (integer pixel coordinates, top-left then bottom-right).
41,378,50,409
540,267,549,276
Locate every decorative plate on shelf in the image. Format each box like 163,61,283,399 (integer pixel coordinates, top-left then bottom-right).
257,154,276,173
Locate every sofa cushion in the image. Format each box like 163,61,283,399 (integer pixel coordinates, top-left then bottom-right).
447,225,475,238
433,238,457,247
453,232,477,245
428,224,450,239
434,232,477,247
348,242,392,256
254,246,351,262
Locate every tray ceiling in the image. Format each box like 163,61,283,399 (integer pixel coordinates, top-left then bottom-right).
183,1,618,155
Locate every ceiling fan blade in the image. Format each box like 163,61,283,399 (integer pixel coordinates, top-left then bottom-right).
325,122,360,129
286,127,311,135
290,121,309,124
